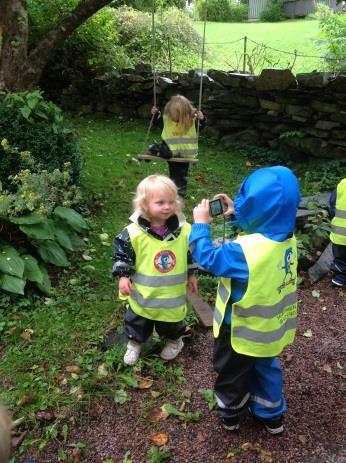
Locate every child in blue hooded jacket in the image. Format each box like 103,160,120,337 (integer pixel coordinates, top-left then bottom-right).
189,166,300,434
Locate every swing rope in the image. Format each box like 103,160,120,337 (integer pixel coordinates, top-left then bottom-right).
140,0,207,163
143,0,157,150
196,10,207,151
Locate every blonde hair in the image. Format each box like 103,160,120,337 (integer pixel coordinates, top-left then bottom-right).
164,95,196,133
133,175,181,219
0,406,11,463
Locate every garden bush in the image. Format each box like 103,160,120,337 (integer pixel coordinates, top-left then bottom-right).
115,6,203,71
316,3,346,72
0,142,88,296
195,0,247,22
0,91,81,187
260,0,283,22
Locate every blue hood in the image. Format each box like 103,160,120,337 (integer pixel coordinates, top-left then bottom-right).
233,166,300,236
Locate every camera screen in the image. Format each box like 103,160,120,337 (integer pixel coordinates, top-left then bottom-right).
209,199,223,217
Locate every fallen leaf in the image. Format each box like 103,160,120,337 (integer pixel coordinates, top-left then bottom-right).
321,306,327,311
302,329,313,338
196,432,206,442
72,446,82,463
98,233,109,241
298,434,307,444
148,406,169,423
16,395,31,406
97,363,108,377
311,290,320,298
36,411,55,421
181,388,192,399
82,253,92,261
150,390,162,398
323,364,332,373
11,431,27,449
179,401,186,412
138,378,153,389
150,432,169,446
20,329,34,341
6,326,17,335
65,365,81,374
245,160,252,166
336,362,343,370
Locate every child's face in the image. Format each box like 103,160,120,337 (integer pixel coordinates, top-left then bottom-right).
146,190,177,224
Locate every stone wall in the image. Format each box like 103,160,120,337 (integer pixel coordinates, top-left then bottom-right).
62,67,346,159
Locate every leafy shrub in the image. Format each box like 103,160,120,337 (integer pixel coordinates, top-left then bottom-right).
115,6,203,71
228,2,248,22
195,0,247,22
316,3,346,72
0,146,88,296
0,91,81,184
260,0,283,22
29,4,130,97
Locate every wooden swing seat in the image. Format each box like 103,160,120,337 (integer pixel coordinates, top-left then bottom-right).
138,153,198,164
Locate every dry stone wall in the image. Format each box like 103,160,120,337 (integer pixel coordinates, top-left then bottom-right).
62,67,346,159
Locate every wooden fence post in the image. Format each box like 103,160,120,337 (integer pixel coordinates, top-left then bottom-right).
243,35,247,73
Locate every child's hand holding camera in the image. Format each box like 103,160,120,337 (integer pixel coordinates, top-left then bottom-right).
193,194,234,224
193,199,213,224
213,193,234,217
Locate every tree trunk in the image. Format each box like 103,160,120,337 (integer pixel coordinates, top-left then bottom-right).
0,0,28,91
0,0,115,91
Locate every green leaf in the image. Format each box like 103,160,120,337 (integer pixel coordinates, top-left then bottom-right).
113,389,128,404
54,207,89,233
19,221,55,240
9,212,43,225
0,181,2,192
22,254,43,284
0,273,25,294
119,373,138,388
36,264,51,295
0,245,25,277
162,403,183,416
50,220,74,251
36,241,70,267
20,106,31,120
198,388,216,410
68,231,86,251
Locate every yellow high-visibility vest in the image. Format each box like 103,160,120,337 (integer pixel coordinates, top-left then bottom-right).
213,234,298,357
330,178,346,246
120,222,190,322
162,115,198,159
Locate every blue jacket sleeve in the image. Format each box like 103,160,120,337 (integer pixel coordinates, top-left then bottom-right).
189,223,248,280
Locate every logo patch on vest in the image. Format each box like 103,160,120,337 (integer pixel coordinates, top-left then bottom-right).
277,247,296,293
154,250,176,273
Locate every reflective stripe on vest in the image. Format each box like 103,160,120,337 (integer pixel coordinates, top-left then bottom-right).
213,234,298,357
161,115,198,158
330,179,346,246
122,222,190,322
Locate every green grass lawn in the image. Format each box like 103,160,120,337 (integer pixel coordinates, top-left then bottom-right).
194,19,326,74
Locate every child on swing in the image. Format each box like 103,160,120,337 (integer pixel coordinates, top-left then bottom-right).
112,175,198,366
146,95,206,199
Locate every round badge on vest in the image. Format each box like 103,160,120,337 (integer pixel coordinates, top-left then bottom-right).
154,250,176,273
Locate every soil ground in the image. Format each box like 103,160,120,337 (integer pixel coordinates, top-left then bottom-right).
20,276,345,463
